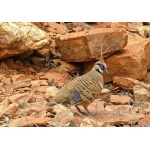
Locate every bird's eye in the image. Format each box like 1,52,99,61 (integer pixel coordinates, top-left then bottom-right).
99,64,104,70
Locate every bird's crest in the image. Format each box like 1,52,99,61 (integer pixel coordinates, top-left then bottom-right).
100,42,105,63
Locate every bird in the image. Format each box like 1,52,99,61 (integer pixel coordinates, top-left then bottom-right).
46,60,108,114
46,42,108,115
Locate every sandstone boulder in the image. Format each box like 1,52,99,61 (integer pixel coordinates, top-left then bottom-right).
0,22,50,59
104,33,150,82
54,28,127,62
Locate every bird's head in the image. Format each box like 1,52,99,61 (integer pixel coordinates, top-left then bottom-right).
94,61,109,74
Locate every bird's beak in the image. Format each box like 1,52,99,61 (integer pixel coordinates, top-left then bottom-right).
105,69,109,74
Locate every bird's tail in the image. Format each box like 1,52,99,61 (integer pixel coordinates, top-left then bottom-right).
46,100,58,106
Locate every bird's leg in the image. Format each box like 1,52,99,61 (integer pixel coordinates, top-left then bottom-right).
75,105,87,116
83,106,93,116
75,102,93,117
83,104,95,117
81,100,94,117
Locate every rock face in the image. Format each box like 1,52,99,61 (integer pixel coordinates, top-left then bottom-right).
55,28,127,62
0,22,50,59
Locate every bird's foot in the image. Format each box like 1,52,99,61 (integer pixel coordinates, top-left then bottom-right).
75,105,93,117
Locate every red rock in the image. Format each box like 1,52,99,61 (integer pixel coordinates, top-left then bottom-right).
110,95,133,104
90,22,111,28
18,103,47,118
84,60,97,73
31,80,48,87
72,26,83,32
36,49,51,57
141,102,150,114
31,22,43,27
1,77,11,85
127,22,143,31
45,86,59,99
19,51,33,59
70,99,105,115
36,72,45,77
0,83,4,92
113,76,150,90
8,92,33,103
31,57,45,64
112,22,128,26
35,95,47,105
32,86,48,93
10,75,21,82
143,22,150,25
53,59,82,74
87,100,105,113
65,22,92,30
46,27,58,33
0,95,4,102
100,89,111,101
0,97,9,108
55,28,127,62
139,114,150,127
50,109,74,127
0,74,6,81
18,87,31,93
72,108,144,126
4,103,19,118
40,69,72,87
80,117,104,127
143,72,150,83
2,116,51,127
105,105,133,113
11,74,34,81
124,125,130,127
138,26,150,38
103,33,150,82
46,22,67,34
0,22,50,60
18,100,28,109
111,22,138,32
128,22,143,26
133,85,150,101
28,67,36,73
52,104,68,114
7,79,31,93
